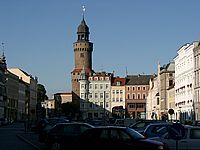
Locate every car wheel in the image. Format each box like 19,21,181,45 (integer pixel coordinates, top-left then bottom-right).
51,142,61,150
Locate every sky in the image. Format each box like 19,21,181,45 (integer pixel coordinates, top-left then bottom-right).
0,0,200,98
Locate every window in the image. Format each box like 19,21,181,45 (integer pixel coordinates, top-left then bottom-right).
89,84,92,89
143,94,146,99
137,94,140,99
100,93,103,98
95,84,98,89
80,53,84,57
81,84,85,89
169,80,173,86
100,84,103,89
100,77,104,80
95,93,98,98
132,94,135,99
81,93,85,99
132,87,135,91
105,77,109,80
94,77,98,80
157,98,159,105
116,98,119,102
137,86,140,90
106,102,109,107
127,94,130,99
106,84,109,89
116,90,119,94
143,86,146,90
89,93,92,98
116,81,121,86
190,129,200,139
106,93,109,98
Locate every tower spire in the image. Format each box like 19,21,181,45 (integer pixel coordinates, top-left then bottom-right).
82,5,86,20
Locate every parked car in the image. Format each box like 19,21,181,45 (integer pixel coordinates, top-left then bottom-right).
142,122,173,138
45,122,94,150
77,126,168,150
149,125,200,150
129,119,166,134
38,117,70,143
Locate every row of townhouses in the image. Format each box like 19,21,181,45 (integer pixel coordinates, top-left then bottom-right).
0,53,38,122
64,13,200,122
76,40,200,122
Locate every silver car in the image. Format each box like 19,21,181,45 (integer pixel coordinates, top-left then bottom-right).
149,125,200,150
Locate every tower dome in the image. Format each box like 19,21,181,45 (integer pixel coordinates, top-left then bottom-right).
77,18,89,34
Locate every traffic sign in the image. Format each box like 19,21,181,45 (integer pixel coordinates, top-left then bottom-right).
168,109,174,115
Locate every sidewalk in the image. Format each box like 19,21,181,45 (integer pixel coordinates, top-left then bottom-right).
16,131,47,150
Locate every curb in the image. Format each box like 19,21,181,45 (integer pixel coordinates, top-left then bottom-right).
16,134,41,150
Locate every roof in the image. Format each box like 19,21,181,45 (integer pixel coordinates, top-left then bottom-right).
125,74,153,85
112,77,126,86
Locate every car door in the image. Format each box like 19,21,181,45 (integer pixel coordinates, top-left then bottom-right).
110,129,133,149
180,128,200,150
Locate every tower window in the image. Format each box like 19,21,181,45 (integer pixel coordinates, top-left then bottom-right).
80,53,84,57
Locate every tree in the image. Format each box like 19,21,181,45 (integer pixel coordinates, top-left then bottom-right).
37,84,48,102
61,102,79,119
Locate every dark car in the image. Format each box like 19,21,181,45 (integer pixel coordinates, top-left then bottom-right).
129,119,166,134
77,126,168,150
45,122,94,150
38,117,70,143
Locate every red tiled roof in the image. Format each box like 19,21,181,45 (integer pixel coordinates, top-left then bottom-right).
112,77,126,86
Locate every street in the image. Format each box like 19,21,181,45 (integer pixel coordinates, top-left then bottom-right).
0,122,46,150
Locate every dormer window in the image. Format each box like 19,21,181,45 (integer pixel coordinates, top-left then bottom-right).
116,81,121,86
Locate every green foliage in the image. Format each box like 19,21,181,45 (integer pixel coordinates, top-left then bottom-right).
61,102,79,117
37,83,48,102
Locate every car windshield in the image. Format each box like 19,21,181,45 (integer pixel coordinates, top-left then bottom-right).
127,128,145,139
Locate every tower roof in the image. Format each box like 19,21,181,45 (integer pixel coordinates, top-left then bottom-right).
77,18,89,33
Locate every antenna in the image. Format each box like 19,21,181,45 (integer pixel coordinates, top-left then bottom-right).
125,66,128,76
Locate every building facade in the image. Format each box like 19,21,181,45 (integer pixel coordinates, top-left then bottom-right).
193,41,200,120
111,77,126,118
125,74,152,119
79,70,113,120
159,61,175,120
174,42,197,122
8,68,38,121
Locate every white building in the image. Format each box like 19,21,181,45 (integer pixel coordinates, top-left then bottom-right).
174,42,197,121
79,69,113,120
193,41,200,120
146,74,160,120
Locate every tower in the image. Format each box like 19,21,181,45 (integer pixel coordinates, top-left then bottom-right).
71,8,94,107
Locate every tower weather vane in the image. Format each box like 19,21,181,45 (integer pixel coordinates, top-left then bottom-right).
82,5,86,17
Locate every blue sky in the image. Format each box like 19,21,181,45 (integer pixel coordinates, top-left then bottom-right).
0,0,200,98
